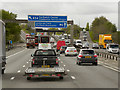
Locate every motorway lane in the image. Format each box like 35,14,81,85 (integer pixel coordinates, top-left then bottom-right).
3,47,118,88
3,48,79,88
59,54,118,88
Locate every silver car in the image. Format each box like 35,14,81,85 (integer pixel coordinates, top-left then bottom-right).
76,49,98,65
65,47,78,56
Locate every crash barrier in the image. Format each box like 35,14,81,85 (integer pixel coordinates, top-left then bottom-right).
96,51,119,61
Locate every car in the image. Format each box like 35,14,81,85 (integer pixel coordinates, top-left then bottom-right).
74,40,82,48
82,42,89,49
65,39,70,45
60,46,67,54
76,49,98,65
65,47,78,56
92,43,99,49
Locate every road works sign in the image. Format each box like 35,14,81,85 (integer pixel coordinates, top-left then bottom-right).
35,22,67,28
28,15,67,22
28,15,67,28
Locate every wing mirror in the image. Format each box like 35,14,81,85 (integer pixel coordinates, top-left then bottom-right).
31,54,34,57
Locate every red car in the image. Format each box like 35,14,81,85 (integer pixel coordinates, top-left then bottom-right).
57,41,66,52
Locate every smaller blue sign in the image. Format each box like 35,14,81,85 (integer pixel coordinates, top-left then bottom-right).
35,22,67,28
31,33,35,35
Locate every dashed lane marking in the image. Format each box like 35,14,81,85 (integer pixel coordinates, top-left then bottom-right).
23,65,25,68
17,70,21,73
10,77,15,80
64,65,66,67
67,69,70,72
71,76,76,80
27,62,29,64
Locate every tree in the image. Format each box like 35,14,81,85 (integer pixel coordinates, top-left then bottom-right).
1,9,21,43
90,16,117,41
85,22,89,31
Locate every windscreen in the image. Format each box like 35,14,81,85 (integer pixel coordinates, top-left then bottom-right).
110,45,119,48
77,41,81,43
41,37,49,43
82,50,94,55
27,39,35,43
104,40,112,43
35,50,56,56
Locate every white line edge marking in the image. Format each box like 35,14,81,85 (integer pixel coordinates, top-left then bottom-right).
27,62,29,64
10,77,15,80
71,76,76,80
6,49,26,58
99,61,119,72
64,65,66,67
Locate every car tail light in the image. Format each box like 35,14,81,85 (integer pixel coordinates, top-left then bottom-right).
56,58,58,64
78,55,83,57
94,55,97,57
74,50,77,52
67,50,69,52
29,74,33,77
57,74,61,76
33,59,35,64
60,49,62,51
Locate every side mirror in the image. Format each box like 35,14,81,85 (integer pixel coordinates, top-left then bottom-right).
31,54,34,57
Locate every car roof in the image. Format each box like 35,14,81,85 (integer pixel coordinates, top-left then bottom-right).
67,47,75,48
80,49,94,51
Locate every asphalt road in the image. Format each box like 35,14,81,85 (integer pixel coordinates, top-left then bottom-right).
3,46,118,88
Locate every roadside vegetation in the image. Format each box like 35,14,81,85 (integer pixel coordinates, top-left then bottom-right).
1,9,21,44
89,16,119,44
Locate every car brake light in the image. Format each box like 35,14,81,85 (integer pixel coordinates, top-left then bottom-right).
74,50,77,52
79,55,83,57
56,58,58,64
94,55,97,57
33,59,35,64
29,74,33,77
60,49,62,51
67,50,69,52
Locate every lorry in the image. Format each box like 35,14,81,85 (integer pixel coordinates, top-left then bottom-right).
25,49,65,80
56,41,66,52
26,37,35,48
99,34,113,49
106,43,119,54
0,20,6,74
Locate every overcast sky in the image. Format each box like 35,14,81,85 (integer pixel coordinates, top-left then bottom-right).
1,0,119,29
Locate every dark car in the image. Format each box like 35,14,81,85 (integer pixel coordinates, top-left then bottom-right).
60,46,67,54
76,49,98,65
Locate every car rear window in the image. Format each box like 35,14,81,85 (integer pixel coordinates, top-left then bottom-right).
77,41,81,43
82,50,94,55
67,47,76,50
35,50,56,56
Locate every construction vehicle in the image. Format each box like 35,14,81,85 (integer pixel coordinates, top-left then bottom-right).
99,34,112,49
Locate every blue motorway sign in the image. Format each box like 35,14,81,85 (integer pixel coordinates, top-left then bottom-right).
35,22,67,28
28,15,67,21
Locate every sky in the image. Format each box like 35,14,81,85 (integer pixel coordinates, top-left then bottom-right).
0,0,119,29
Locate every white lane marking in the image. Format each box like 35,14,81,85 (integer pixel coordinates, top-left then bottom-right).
23,65,25,68
27,62,29,64
10,77,15,80
99,61,119,72
6,49,26,58
71,76,76,80
103,65,120,72
17,70,21,73
67,69,70,72
64,65,66,67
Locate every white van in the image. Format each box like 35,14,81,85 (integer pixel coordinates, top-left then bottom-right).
106,43,119,54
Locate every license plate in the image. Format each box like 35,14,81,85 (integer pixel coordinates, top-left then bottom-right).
70,51,73,52
85,56,91,58
42,65,50,68
42,74,50,76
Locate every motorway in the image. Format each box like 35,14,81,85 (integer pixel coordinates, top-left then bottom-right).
2,31,119,88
